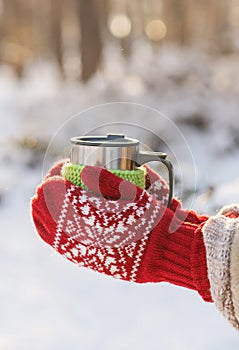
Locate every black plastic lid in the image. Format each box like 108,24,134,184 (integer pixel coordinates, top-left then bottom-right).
71,133,139,147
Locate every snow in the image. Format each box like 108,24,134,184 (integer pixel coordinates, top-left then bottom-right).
1,44,239,349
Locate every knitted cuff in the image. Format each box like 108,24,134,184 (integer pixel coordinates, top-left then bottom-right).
202,205,239,329
137,218,212,302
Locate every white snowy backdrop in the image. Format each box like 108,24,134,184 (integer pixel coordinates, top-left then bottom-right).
1,43,239,349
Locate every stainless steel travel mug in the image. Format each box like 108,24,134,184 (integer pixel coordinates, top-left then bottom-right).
70,133,173,207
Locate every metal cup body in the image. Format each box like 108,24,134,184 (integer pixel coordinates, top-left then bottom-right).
70,144,139,170
70,134,140,170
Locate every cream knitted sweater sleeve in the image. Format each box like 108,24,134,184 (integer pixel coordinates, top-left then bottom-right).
202,204,239,329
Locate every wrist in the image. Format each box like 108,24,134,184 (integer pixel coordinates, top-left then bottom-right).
136,211,212,301
191,221,213,302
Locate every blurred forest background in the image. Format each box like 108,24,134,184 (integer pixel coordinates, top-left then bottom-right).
0,0,239,80
2,3,239,349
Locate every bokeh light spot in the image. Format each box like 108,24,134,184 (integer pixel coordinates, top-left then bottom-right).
108,14,132,39
145,19,167,41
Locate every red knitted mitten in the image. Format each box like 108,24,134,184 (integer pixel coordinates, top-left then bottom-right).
31,162,212,302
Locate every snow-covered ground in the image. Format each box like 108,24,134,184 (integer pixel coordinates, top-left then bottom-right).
1,44,239,349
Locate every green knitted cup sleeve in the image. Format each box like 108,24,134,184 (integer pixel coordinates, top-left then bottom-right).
61,163,146,189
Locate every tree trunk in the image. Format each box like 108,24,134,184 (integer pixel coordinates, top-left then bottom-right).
50,0,64,78
78,0,102,82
